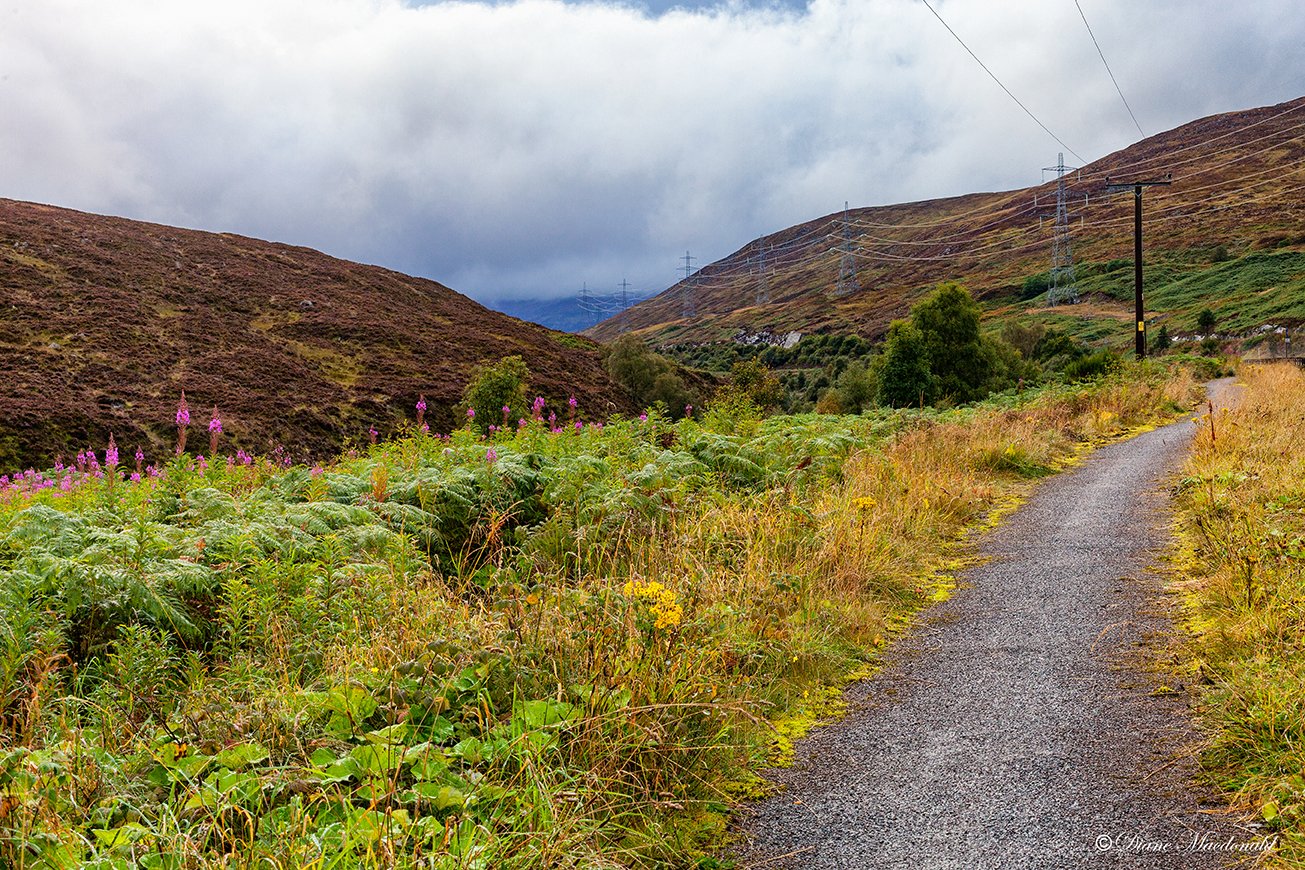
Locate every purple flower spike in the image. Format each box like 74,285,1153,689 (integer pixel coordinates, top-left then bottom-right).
486,447,498,464
574,420,583,432
466,407,475,419
416,396,427,413
685,404,694,418
208,407,223,456
518,418,528,428
105,434,119,469
639,413,648,422
568,395,577,408
175,392,191,455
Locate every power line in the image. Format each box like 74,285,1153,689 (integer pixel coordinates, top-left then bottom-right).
1074,0,1144,138
601,101,1305,326
917,0,1085,164
1075,98,1305,182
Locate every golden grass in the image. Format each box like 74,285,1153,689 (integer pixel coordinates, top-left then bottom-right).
1173,362,1305,864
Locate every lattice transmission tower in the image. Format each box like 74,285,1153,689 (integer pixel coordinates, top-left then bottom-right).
1044,153,1079,306
754,241,771,305
680,250,697,317
834,202,860,297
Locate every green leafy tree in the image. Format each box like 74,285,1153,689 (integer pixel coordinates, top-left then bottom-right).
604,335,696,418
1152,324,1172,352
725,359,784,412
1001,321,1047,360
833,358,878,413
909,282,994,403
877,320,935,407
1197,308,1217,335
462,355,530,433
605,335,662,401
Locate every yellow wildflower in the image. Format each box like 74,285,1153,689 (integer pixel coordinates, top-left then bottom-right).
624,579,684,629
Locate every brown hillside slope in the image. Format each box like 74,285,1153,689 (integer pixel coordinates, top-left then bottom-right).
591,95,1305,345
0,199,634,472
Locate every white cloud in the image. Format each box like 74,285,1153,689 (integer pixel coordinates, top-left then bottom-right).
1,0,1301,302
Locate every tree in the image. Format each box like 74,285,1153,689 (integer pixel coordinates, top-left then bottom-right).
462,355,530,433
877,320,934,408
725,359,784,412
833,358,877,413
1197,308,1217,335
909,282,993,403
1152,324,1172,352
1001,320,1047,360
604,335,697,418
605,335,661,402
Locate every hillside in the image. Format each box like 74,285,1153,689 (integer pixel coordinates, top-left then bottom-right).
589,96,1305,347
0,199,634,472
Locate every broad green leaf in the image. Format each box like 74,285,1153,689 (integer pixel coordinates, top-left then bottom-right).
214,742,268,770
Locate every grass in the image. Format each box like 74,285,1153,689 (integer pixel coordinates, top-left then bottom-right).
1171,362,1305,864
0,363,1204,868
1001,248,1305,350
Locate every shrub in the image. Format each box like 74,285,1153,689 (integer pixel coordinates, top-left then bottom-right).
1062,349,1119,381
461,355,531,434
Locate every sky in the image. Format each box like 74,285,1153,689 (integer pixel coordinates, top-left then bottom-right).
2,0,1302,307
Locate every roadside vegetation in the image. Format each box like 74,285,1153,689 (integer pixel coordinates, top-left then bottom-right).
661,282,1144,416
0,359,1202,868
1173,362,1305,863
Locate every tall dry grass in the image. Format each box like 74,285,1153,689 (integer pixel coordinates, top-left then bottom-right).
1173,362,1305,863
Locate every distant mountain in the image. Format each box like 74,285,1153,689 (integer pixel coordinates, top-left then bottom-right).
589,96,1305,347
489,293,656,334
487,296,597,333
0,199,637,472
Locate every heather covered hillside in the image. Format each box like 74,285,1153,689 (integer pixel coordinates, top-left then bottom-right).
0,199,637,472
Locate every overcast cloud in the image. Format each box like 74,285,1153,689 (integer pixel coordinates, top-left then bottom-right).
1,0,1302,304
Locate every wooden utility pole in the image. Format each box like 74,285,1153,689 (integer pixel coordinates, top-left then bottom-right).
1105,175,1171,358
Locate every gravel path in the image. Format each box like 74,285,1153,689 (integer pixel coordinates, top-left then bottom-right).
735,381,1262,869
